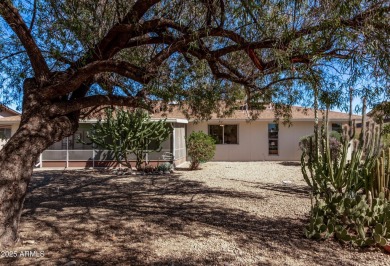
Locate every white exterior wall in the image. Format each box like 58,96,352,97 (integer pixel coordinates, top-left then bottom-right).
0,137,6,148
188,120,315,161
11,124,18,134
278,121,316,161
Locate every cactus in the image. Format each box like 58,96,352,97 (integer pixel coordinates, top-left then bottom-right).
305,191,390,247
368,148,390,200
87,108,172,170
302,95,390,249
301,97,383,196
301,116,360,195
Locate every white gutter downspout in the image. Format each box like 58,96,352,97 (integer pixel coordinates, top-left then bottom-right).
92,147,95,169
34,153,42,168
172,126,176,161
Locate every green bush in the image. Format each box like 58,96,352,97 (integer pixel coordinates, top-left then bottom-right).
187,131,216,170
383,124,390,148
299,131,342,161
156,162,173,172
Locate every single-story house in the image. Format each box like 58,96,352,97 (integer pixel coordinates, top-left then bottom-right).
0,104,361,168
0,106,20,148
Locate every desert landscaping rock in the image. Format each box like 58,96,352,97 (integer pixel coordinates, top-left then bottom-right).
1,162,389,265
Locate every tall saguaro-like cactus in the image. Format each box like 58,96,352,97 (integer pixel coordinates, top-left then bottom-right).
302,97,390,248
367,148,390,200
301,97,383,196
88,108,172,170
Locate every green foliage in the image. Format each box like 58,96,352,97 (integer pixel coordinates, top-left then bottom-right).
1,1,389,118
329,131,342,141
383,124,390,135
156,162,173,173
299,131,342,161
88,108,172,170
187,131,216,170
382,124,390,148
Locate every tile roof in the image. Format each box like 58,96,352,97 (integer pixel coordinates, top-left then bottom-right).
0,104,20,116
151,105,361,122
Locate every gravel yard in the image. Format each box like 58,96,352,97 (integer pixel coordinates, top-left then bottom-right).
2,162,389,265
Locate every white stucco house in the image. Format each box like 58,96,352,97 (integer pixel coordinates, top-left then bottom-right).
0,105,20,149
0,104,361,168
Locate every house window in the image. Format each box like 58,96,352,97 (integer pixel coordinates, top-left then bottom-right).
268,124,278,155
209,125,238,144
331,123,342,133
0,128,11,140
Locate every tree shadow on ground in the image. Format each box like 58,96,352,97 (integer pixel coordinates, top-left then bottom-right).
221,177,310,198
255,183,310,198
4,170,383,265
278,161,302,166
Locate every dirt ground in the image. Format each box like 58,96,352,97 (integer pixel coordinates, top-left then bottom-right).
1,162,389,266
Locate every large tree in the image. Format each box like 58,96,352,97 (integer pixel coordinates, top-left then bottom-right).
0,0,389,247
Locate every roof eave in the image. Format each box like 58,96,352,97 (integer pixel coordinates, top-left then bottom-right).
80,118,189,124
188,118,360,123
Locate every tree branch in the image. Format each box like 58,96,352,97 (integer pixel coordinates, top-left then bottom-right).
261,76,303,90
210,5,390,59
0,1,49,81
0,50,26,61
50,95,145,116
121,0,161,24
34,1,390,111
42,60,148,99
29,0,37,31
78,0,162,63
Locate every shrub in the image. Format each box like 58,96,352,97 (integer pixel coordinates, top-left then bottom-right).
329,130,342,141
299,131,342,161
383,124,390,148
156,162,173,172
142,165,155,174
328,136,342,161
187,131,216,170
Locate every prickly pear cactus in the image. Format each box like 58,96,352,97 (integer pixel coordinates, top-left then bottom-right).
305,192,390,247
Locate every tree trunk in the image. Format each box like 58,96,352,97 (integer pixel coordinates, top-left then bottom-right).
0,112,78,247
